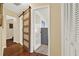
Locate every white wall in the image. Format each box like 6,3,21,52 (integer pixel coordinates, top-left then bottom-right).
19,15,23,45
33,12,41,50
1,5,21,56
6,15,20,43
37,8,48,28
13,16,20,43
6,19,13,39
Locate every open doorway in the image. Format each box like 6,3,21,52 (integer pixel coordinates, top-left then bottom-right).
33,7,49,55
6,15,16,47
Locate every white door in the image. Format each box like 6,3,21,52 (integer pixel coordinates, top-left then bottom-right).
70,3,79,56
74,3,79,56
34,11,41,50
69,3,76,56
64,4,71,56
63,3,76,56
63,3,79,56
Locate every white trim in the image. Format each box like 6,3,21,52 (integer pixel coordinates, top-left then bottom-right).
46,6,50,56
19,15,23,45
61,3,64,56
61,3,70,56
30,8,34,52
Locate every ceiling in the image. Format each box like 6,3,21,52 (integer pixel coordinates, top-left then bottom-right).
4,3,30,16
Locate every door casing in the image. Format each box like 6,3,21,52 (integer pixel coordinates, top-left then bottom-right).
30,5,51,56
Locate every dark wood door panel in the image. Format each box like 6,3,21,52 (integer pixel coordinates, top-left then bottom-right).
23,6,31,52
24,32,29,35
23,12,29,20
23,28,29,33
24,34,29,40
23,20,29,26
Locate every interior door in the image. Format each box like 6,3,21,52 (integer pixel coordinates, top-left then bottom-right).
23,6,31,52
64,3,75,56
74,3,79,56
64,3,79,56
34,11,41,50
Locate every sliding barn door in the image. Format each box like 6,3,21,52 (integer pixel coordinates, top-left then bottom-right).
23,6,31,52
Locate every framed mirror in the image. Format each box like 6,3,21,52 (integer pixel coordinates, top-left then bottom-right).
9,24,13,29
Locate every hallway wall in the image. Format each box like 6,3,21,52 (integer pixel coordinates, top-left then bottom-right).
50,4,61,56
3,6,20,43
1,5,20,55
6,19,14,39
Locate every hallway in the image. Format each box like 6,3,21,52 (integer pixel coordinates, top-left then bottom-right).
0,3,50,56
3,40,47,56
0,3,62,56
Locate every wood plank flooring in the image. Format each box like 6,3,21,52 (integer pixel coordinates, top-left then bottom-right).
18,52,47,56
4,39,47,56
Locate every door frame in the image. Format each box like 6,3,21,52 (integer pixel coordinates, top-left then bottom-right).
31,5,51,56
61,3,69,56
61,3,65,56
